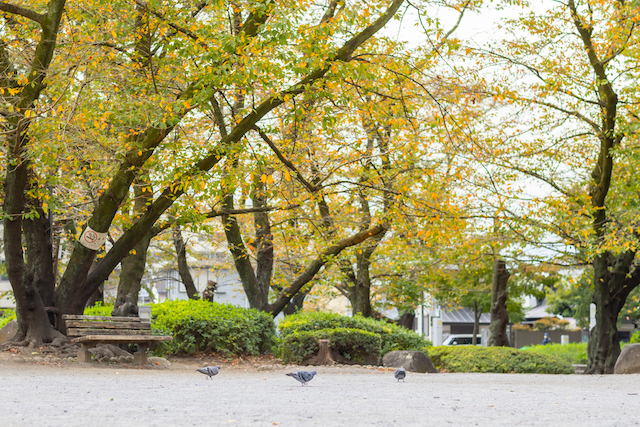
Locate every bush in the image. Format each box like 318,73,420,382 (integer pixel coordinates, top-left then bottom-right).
279,328,382,364
84,303,114,317
532,316,570,331
427,346,574,374
0,309,16,329
152,299,276,356
630,330,640,344
278,311,430,356
521,343,588,365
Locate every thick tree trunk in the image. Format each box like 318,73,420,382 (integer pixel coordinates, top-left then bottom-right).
111,232,153,317
1,0,66,346
173,226,199,300
586,251,639,374
488,259,510,347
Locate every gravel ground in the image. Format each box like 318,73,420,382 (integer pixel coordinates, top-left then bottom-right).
1,356,639,427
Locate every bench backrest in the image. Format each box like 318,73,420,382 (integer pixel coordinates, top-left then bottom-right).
62,314,152,337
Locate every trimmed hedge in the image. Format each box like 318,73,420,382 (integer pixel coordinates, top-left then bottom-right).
279,328,382,364
278,311,430,356
151,300,276,356
427,346,574,374
521,343,588,365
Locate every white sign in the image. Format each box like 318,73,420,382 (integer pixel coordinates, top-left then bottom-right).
78,225,107,251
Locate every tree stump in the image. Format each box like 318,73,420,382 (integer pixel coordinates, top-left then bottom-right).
303,339,336,366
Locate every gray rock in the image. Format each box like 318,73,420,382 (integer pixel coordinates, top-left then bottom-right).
0,320,18,345
51,337,70,347
614,343,640,374
148,357,170,367
90,344,132,359
382,350,437,373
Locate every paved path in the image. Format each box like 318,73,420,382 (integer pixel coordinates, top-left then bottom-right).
1,361,639,426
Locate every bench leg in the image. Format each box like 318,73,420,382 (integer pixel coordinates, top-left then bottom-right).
77,344,91,362
133,344,148,365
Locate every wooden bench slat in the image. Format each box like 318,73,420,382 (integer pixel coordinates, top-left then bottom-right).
71,335,172,343
65,320,151,330
68,328,155,337
62,314,142,322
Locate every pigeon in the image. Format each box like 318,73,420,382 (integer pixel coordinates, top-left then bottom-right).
197,365,221,379
394,368,406,382
286,370,316,386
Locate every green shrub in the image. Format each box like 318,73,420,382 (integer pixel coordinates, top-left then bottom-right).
152,299,276,356
522,343,588,365
278,311,430,355
0,309,16,329
83,303,114,317
279,328,382,364
630,330,640,344
427,346,574,374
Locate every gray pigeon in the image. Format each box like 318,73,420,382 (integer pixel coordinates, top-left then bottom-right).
394,368,406,382
286,370,316,386
197,365,221,379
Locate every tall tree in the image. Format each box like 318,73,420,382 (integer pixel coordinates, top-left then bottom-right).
1,0,67,345
465,0,640,371
1,0,407,343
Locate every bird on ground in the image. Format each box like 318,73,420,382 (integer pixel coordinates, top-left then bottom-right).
394,368,406,382
197,365,221,379
286,370,316,386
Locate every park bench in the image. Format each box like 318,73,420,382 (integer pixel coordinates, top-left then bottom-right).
62,314,172,365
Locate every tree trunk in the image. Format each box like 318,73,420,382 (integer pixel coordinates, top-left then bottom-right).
221,195,267,310
488,259,510,347
252,170,274,304
396,312,415,330
586,251,639,374
472,301,481,345
85,285,103,308
173,226,199,300
1,0,66,346
283,289,309,315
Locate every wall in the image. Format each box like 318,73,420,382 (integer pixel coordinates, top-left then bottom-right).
513,330,585,348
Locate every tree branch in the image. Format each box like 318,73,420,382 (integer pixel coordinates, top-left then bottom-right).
266,223,387,316
0,2,44,25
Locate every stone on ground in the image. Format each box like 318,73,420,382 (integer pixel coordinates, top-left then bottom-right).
0,320,18,345
614,343,640,374
382,350,437,373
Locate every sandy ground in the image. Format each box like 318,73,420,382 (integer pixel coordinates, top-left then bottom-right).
1,353,639,427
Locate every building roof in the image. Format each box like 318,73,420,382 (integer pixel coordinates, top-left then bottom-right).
442,308,491,324
524,304,553,320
